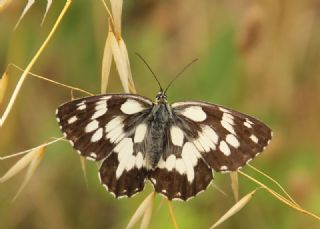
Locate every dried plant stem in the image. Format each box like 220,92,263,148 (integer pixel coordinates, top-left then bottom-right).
238,171,320,221
0,0,72,127
167,200,179,229
100,0,116,29
0,137,64,160
8,64,93,96
247,164,299,207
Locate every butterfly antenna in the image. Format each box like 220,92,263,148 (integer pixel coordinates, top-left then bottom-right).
164,58,199,93
135,53,163,91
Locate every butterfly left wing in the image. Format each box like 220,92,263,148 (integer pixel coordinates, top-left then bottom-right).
170,101,272,173
56,94,154,198
56,94,153,161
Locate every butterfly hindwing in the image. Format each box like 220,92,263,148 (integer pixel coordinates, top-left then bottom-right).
99,137,149,198
56,94,153,161
171,101,272,172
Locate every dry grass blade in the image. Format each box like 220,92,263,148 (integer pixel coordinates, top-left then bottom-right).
119,39,136,93
167,200,179,229
209,189,257,229
126,192,155,229
230,172,239,202
101,32,112,93
0,137,63,160
238,171,320,221
12,146,45,201
110,33,129,93
0,71,8,105
140,194,154,229
110,0,123,33
0,0,72,127
14,0,35,30
0,0,13,12
80,156,88,188
10,64,93,96
211,183,228,197
0,147,41,183
247,164,299,207
41,0,53,26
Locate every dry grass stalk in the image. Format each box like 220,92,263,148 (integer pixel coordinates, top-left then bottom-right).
0,71,8,106
167,200,179,229
126,192,155,229
0,0,72,127
80,156,88,188
0,137,63,160
0,146,45,184
9,64,93,96
100,0,136,94
230,172,239,202
239,171,320,221
247,164,299,207
12,146,45,201
140,194,155,229
210,189,257,229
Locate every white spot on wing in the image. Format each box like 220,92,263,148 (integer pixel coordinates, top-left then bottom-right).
67,116,77,124
221,119,235,135
170,126,184,146
222,113,234,124
182,142,197,183
202,125,218,144
220,165,228,170
77,104,86,110
90,152,97,158
77,101,86,110
244,121,252,128
175,159,187,175
135,152,144,169
99,95,112,100
105,117,124,143
91,108,107,120
125,155,136,171
120,99,145,114
95,100,107,111
116,138,134,178
157,157,165,169
219,107,230,113
219,140,231,156
165,155,176,171
134,124,147,143
91,128,103,142
180,106,206,122
226,134,240,148
250,134,259,143
85,120,99,133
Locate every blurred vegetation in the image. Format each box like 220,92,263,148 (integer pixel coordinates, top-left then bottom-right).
0,1,320,228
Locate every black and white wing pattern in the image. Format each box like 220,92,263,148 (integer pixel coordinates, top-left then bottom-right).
171,101,272,173
149,137,213,201
56,94,153,198
56,93,272,201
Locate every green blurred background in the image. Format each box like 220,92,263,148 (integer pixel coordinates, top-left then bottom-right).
1,1,320,228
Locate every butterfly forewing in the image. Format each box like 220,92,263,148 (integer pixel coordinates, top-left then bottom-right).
172,101,272,172
56,94,153,161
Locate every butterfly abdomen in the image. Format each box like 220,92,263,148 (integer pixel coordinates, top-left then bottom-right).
147,104,171,167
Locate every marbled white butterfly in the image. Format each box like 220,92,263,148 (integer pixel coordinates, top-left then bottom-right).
56,55,272,201
56,89,272,201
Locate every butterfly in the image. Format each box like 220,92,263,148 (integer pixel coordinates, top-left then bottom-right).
56,89,272,201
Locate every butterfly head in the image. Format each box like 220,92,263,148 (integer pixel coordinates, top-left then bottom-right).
155,91,167,103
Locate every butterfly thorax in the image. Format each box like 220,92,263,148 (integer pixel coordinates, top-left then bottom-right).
147,102,172,167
